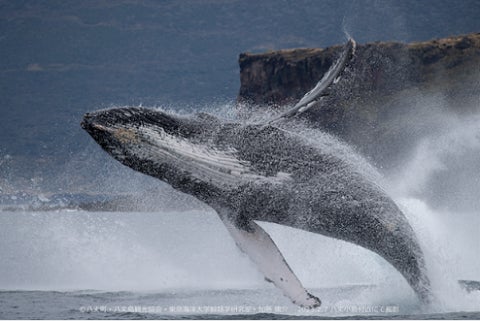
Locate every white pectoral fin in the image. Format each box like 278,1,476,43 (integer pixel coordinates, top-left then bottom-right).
221,217,321,308
268,37,356,125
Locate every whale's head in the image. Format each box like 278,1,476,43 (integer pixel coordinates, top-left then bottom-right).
81,107,256,198
82,107,203,154
84,107,192,152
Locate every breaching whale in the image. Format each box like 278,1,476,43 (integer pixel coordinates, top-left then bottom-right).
81,39,432,308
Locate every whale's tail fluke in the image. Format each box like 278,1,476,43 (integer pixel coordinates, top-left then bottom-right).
458,279,480,293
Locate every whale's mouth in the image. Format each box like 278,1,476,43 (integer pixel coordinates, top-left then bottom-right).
81,112,111,136
81,111,135,160
81,113,102,137
82,107,185,138
82,110,142,145
82,114,111,147
82,121,112,135
86,124,138,146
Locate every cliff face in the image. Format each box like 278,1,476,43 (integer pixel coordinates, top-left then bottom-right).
238,33,480,170
239,33,480,106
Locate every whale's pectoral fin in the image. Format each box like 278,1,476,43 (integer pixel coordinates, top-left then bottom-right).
268,37,356,124
219,216,321,308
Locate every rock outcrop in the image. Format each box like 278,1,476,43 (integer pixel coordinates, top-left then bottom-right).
238,33,480,170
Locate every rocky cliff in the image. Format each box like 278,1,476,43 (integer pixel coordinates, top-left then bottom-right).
238,33,480,170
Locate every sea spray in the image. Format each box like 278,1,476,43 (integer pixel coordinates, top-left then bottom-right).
390,111,480,312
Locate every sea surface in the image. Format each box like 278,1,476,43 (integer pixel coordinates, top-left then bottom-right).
1,288,479,320
0,209,479,319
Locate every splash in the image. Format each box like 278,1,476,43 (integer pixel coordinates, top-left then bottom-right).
1,101,479,315
387,111,480,312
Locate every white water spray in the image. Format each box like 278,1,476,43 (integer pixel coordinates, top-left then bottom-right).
1,101,479,315
388,111,480,312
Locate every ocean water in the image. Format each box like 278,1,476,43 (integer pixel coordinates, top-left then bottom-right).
0,208,478,319
1,288,479,319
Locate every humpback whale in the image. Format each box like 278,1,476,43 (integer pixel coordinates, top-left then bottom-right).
81,39,431,308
